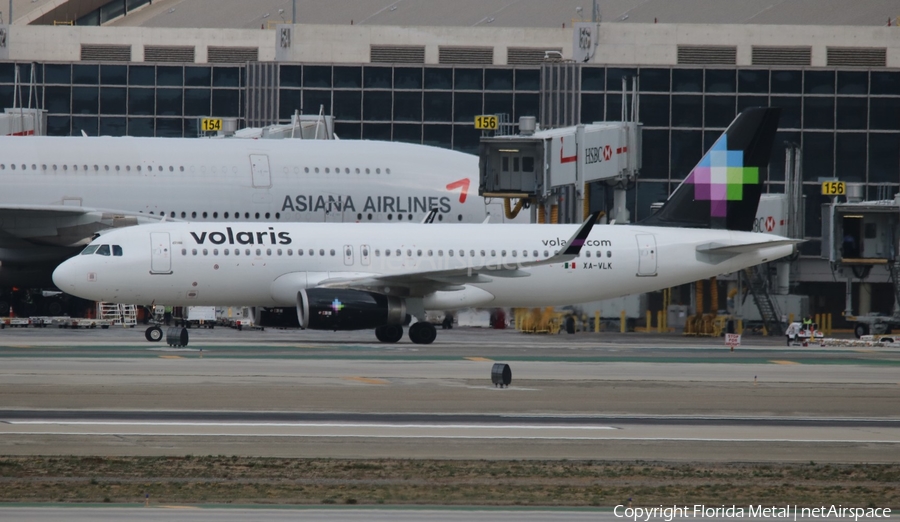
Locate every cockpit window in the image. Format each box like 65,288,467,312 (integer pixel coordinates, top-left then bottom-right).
96,245,111,256
80,245,99,255
112,245,123,256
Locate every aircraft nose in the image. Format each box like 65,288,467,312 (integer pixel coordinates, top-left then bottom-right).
52,259,82,294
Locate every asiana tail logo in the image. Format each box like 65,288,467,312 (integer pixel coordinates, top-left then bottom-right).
189,226,292,246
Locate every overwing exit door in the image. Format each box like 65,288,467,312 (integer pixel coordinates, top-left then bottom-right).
150,232,172,274
636,234,657,277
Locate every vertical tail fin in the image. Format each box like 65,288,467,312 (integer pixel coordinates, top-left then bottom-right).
639,107,781,231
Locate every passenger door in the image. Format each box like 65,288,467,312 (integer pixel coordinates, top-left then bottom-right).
636,234,657,277
249,154,271,188
150,232,172,274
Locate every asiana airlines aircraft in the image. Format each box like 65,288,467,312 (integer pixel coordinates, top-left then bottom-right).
54,108,796,345
0,136,492,288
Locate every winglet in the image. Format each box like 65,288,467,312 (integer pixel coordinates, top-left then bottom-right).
520,211,603,269
561,211,602,256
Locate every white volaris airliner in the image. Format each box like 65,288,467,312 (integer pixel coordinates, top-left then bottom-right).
53,108,794,345
0,136,488,287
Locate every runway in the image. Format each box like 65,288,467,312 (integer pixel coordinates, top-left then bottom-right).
1,327,899,462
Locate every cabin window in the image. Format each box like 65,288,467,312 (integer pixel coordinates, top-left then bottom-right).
42,164,47,170
586,251,591,258
545,251,550,257
387,214,393,220
213,249,219,255
375,249,380,256
32,164,37,170
234,249,240,256
254,212,260,219
244,212,250,218
304,167,309,173
245,249,251,256
181,212,186,218
191,212,197,218
367,213,373,220
386,168,391,174
224,212,229,218
224,249,230,255
427,250,433,256
376,168,381,174
397,214,403,221
355,168,361,174
522,250,528,257
308,249,314,256
319,249,325,256
170,212,175,218
491,250,496,256
385,249,391,257
192,249,197,256
407,249,412,257
81,245,99,255
417,249,422,257
136,166,141,172
256,249,262,256
265,213,270,219
512,250,517,257
179,166,184,172
288,249,293,256
202,212,207,218
325,168,330,174
470,250,476,257
275,213,281,219
365,168,370,174
275,249,280,256
408,215,412,221
203,249,208,256
532,250,538,257
346,248,352,257
448,250,454,257
501,250,507,256
459,250,465,257
438,250,443,256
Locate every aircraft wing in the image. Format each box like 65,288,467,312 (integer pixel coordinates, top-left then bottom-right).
318,212,602,296
696,238,802,256
0,204,165,248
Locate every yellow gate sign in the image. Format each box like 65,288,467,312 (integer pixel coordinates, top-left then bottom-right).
474,115,498,130
201,118,223,132
821,181,846,196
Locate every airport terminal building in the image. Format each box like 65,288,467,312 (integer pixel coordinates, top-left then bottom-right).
2,0,899,320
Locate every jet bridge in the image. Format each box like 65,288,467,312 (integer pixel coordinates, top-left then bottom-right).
479,117,641,224
822,185,900,336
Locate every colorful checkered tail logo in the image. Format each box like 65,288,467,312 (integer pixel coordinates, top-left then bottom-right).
639,107,782,232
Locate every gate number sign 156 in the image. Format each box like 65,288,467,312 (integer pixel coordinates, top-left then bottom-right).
474,115,498,130
821,181,846,196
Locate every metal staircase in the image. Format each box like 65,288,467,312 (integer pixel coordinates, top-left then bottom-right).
97,303,137,326
744,265,785,336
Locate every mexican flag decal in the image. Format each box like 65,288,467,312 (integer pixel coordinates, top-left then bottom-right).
564,262,576,270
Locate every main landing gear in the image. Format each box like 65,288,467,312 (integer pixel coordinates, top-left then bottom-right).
375,325,403,343
374,322,436,345
408,322,437,345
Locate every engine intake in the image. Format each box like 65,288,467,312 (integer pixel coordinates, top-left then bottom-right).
297,288,405,331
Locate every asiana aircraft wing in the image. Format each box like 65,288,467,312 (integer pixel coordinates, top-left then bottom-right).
0,204,165,248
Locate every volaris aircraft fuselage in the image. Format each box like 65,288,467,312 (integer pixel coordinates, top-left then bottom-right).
53,221,793,311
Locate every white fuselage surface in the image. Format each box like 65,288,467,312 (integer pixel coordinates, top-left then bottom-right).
53,221,794,310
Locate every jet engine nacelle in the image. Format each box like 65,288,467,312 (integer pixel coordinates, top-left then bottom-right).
297,288,406,331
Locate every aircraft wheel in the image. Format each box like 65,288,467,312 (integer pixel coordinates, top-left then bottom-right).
375,325,403,343
145,326,163,342
854,323,869,339
409,322,437,345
